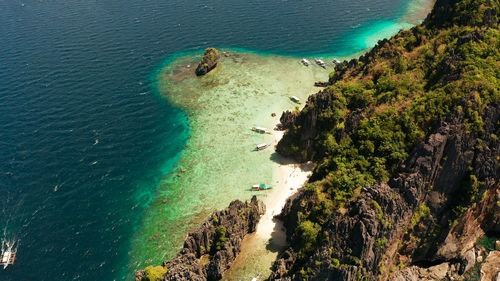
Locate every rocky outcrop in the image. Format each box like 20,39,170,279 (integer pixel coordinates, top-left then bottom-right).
268,0,499,279
480,251,500,281
276,110,298,131
268,102,500,281
136,196,265,281
276,89,341,161
195,48,220,76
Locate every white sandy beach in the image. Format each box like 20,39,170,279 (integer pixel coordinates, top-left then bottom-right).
222,125,313,280
253,129,313,241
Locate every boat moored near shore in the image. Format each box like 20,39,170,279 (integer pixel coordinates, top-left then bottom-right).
252,184,273,191
289,96,300,103
255,143,271,151
251,127,270,134
314,59,326,68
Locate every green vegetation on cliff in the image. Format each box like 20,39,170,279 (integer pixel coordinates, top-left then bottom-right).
277,0,499,269
143,265,168,281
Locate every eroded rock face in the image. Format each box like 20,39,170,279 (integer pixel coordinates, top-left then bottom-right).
480,251,500,281
136,196,265,281
268,103,500,281
276,89,340,161
276,110,298,131
195,48,220,76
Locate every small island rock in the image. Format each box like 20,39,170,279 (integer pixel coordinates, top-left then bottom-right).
195,47,220,76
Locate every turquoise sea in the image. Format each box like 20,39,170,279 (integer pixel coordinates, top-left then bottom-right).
0,0,431,280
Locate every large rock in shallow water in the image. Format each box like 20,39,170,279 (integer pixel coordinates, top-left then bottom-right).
135,196,265,281
195,47,220,76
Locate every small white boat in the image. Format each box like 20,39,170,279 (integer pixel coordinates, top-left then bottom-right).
314,58,326,68
1,241,16,270
301,58,310,66
289,96,300,103
251,127,270,134
251,274,261,281
255,143,270,151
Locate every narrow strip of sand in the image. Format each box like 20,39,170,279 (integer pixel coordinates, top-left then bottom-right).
222,126,313,280
254,130,313,242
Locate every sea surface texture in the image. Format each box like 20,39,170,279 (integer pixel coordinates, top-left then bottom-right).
0,0,427,280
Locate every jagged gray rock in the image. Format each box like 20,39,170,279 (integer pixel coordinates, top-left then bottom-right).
268,102,500,280
136,196,265,281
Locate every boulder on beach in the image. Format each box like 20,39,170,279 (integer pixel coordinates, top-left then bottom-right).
195,47,220,76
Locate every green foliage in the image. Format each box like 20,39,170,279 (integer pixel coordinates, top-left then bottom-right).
143,266,167,281
284,23,498,218
371,200,391,228
297,220,320,259
204,47,220,58
210,225,228,254
330,258,340,269
410,202,430,226
277,0,500,273
310,196,334,223
375,237,387,248
476,233,500,252
451,170,483,220
398,262,405,270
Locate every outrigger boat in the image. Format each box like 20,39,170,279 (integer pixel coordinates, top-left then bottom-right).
255,143,271,151
314,59,326,68
251,126,270,134
1,241,16,270
252,184,273,191
300,58,310,66
289,96,300,103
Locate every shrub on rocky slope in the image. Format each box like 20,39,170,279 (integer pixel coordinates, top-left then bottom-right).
272,0,499,279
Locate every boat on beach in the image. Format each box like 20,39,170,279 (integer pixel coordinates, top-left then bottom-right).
332,58,341,64
252,184,273,191
300,58,310,66
1,241,16,270
314,59,326,68
289,96,300,103
255,143,270,151
251,126,270,134
251,274,261,281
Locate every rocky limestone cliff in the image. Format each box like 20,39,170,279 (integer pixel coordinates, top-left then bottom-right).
269,103,500,280
270,0,499,279
136,196,265,281
195,48,220,76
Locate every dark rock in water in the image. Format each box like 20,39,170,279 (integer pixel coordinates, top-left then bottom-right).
195,48,220,76
136,196,265,281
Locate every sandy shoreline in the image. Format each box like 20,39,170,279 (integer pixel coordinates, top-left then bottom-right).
222,124,313,280
254,130,313,242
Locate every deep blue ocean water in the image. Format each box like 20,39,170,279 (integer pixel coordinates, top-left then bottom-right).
1,0,415,280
